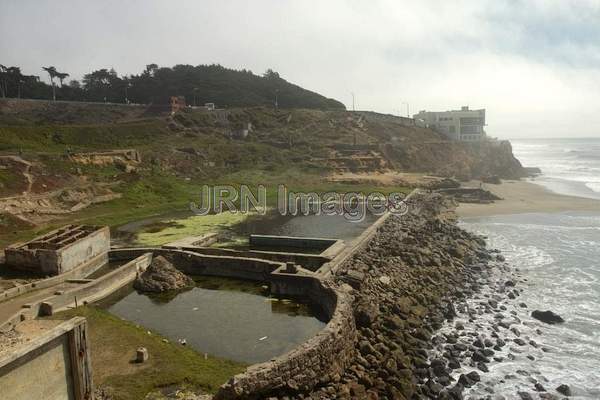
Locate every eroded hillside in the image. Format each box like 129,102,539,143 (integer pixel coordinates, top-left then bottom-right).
0,99,524,245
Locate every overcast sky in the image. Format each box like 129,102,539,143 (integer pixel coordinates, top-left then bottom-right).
2,0,600,138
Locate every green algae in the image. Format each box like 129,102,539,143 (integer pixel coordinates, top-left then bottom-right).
135,211,252,246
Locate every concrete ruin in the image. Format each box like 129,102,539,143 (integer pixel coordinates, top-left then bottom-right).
5,225,110,276
0,317,93,400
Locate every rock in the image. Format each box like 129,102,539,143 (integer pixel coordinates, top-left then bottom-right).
531,310,565,324
355,303,379,328
518,392,534,400
466,371,480,382
534,383,546,392
343,269,366,289
556,384,572,396
458,374,475,388
133,256,194,292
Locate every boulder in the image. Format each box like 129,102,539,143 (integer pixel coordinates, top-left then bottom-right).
531,310,565,324
556,384,572,396
134,256,194,292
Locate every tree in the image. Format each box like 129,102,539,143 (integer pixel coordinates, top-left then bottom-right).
0,65,7,98
56,72,70,87
0,65,25,98
69,80,81,89
42,66,58,100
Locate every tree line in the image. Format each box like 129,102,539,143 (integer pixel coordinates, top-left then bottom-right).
0,63,345,110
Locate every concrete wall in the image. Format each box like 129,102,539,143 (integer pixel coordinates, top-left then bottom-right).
57,227,110,274
0,251,108,303
0,317,93,400
38,252,152,316
161,245,331,272
5,226,110,276
249,234,337,250
110,248,282,282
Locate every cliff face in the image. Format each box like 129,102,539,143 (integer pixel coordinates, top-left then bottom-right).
385,139,525,181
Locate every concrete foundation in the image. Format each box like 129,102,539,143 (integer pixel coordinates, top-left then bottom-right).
5,225,110,276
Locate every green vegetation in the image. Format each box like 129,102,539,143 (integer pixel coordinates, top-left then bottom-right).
136,212,251,246
51,306,246,400
0,167,24,197
0,121,168,153
1,62,345,110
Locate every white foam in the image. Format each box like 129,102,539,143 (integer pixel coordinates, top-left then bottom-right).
585,182,600,193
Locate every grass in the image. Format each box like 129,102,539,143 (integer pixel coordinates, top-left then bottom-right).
0,121,169,154
50,306,246,400
0,167,25,197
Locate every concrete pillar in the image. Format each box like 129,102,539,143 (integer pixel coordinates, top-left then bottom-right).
136,347,149,363
285,262,298,274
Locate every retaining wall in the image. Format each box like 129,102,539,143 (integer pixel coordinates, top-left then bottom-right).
0,317,93,400
38,252,152,316
161,245,330,272
0,251,108,303
110,248,283,282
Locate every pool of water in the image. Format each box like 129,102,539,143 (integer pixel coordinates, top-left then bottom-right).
112,210,378,249
104,276,327,364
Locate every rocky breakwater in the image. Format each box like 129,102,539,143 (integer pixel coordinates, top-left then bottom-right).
134,255,194,292
287,192,500,399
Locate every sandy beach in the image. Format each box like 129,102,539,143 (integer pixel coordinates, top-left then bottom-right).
457,180,600,218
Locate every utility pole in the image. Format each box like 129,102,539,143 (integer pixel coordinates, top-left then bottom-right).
275,89,279,110
402,102,410,118
351,92,355,111
125,82,132,104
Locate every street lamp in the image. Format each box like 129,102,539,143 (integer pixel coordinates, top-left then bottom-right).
351,92,355,111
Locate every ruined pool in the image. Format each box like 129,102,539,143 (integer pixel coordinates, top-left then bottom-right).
112,210,378,248
103,276,327,364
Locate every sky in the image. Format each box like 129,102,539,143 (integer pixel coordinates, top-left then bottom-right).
2,0,600,138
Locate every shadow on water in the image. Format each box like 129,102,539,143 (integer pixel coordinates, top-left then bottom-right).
100,275,328,364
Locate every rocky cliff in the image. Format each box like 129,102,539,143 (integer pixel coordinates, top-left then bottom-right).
384,139,525,181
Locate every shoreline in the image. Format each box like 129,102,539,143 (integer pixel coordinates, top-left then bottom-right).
457,180,600,218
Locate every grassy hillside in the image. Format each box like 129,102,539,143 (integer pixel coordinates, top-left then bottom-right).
0,100,523,247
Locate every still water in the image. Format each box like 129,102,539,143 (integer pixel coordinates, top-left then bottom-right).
113,210,377,248
105,276,327,364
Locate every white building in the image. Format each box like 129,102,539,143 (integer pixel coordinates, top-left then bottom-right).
413,106,486,141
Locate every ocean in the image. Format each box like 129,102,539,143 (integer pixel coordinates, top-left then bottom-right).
512,138,600,200
458,138,600,398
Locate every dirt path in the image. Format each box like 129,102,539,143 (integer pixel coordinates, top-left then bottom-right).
21,162,33,195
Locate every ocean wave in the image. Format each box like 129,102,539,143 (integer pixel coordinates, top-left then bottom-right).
585,182,600,193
